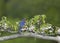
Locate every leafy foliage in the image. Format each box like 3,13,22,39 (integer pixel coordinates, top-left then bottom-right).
0,15,59,36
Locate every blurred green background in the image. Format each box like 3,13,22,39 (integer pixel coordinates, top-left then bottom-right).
0,37,57,43
0,0,60,43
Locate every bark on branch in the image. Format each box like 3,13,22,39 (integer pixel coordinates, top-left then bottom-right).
0,33,58,42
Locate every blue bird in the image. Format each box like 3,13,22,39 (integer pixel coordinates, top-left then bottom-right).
19,18,26,32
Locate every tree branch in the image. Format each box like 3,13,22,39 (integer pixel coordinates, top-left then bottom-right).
0,33,58,42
